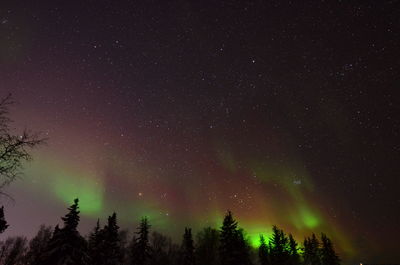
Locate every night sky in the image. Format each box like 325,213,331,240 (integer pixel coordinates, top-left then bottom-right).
1,1,399,263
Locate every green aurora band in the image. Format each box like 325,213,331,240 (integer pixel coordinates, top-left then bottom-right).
19,148,355,259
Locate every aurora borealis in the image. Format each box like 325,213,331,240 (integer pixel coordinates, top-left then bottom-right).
1,1,399,264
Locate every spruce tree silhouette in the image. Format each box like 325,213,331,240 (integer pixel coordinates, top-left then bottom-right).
320,233,340,265
61,198,80,230
269,225,290,265
39,198,89,265
303,234,321,265
219,211,238,265
129,217,151,265
0,206,8,234
88,219,102,265
181,228,195,265
0,206,347,265
101,213,122,265
288,234,300,265
219,211,252,265
236,228,252,265
259,234,270,265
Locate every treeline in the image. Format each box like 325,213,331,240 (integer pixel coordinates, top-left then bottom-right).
0,199,340,265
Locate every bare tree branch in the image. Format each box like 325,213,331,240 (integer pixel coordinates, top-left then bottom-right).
0,94,46,194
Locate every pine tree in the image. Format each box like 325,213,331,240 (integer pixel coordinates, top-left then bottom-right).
269,225,289,265
259,235,269,265
235,229,252,265
101,213,122,265
88,219,100,252
288,234,300,265
303,234,321,265
219,211,252,265
130,217,151,265
181,228,195,265
61,198,80,231
0,206,9,234
88,219,103,265
219,211,238,265
320,234,340,265
40,198,89,265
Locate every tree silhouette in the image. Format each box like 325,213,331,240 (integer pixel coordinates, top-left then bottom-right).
40,198,88,265
269,226,290,265
100,213,122,265
0,94,44,193
0,196,344,265
118,229,129,264
88,219,102,265
166,239,181,265
195,227,219,265
259,234,270,265
320,233,340,265
181,228,195,265
25,225,52,265
219,211,252,265
149,231,170,265
61,198,80,230
288,234,300,265
219,211,238,265
129,217,151,265
0,236,28,265
236,228,252,265
0,206,8,234
303,234,321,265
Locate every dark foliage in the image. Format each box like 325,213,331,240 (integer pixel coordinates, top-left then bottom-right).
149,231,170,265
259,235,269,265
129,217,151,265
320,233,340,265
0,236,27,265
87,219,102,265
196,227,219,265
288,234,300,265
0,203,341,265
304,234,322,265
39,199,89,265
25,225,52,265
0,207,8,234
99,213,123,265
269,225,290,265
181,228,194,265
219,211,252,265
